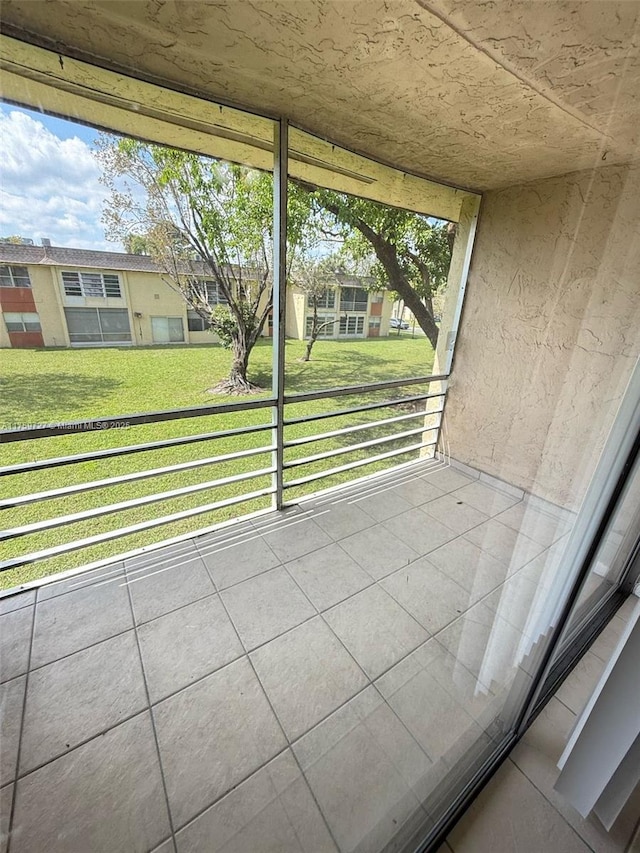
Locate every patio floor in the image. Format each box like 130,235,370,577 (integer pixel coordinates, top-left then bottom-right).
0,459,575,853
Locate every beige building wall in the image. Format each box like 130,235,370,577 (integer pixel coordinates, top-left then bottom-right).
126,271,187,345
286,288,308,339
30,266,69,346
443,163,640,510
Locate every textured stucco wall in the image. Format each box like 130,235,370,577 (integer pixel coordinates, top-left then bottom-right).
444,163,640,510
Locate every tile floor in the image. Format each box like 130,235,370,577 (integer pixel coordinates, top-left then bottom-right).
0,458,630,853
443,595,640,853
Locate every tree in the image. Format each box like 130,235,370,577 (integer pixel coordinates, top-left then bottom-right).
97,137,312,393
303,187,454,349
291,257,340,361
123,233,151,255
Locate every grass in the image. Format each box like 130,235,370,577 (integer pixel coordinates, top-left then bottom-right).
1,336,435,589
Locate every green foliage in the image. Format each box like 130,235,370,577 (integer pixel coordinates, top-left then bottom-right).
97,136,315,387
309,188,453,300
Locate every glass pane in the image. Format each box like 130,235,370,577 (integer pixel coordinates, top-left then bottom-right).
64,307,100,336
168,317,184,342
97,308,131,336
1,35,276,595
151,316,169,343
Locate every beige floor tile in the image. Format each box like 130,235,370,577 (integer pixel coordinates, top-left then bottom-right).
1,783,13,853
512,697,639,853
294,688,429,853
339,525,419,581
20,631,147,773
175,750,337,853
495,501,571,548
420,466,476,494
154,657,286,828
464,519,545,571
427,537,509,603
126,555,215,624
422,494,489,536
251,617,368,741
0,591,35,615
313,502,375,541
37,563,125,601
198,533,280,590
221,567,316,650
137,595,244,702
390,477,445,508
355,486,414,521
0,607,33,682
261,518,332,563
555,650,606,716
30,574,132,668
285,544,372,611
384,508,458,557
0,676,25,783
324,585,428,679
448,760,591,853
381,557,471,634
11,712,171,853
451,481,520,517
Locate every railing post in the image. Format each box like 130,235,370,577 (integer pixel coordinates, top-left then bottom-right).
272,119,288,510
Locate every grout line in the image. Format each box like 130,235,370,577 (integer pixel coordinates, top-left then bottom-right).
216,591,342,851
6,592,37,853
505,759,600,853
11,706,151,782
123,577,178,853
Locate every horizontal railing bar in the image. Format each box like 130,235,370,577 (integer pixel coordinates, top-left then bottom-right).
0,465,275,541
283,390,446,427
284,441,436,488
0,397,276,443
283,374,447,406
0,486,275,573
283,424,437,468
0,421,274,477
0,444,276,510
283,408,442,447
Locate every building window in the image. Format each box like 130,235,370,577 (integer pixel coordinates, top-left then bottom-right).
187,310,210,332
370,292,384,304
305,314,336,338
204,280,228,305
0,265,31,288
309,290,336,310
340,286,368,312
4,312,41,332
64,307,131,344
62,270,122,298
151,316,185,343
368,316,381,329
339,315,365,336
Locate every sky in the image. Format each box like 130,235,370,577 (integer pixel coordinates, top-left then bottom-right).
0,103,115,250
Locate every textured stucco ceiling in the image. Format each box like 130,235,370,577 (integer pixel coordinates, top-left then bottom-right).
1,0,639,190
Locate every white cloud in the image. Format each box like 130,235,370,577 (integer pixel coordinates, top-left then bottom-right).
0,108,114,250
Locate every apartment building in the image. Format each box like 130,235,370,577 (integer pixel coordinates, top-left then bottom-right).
0,242,393,348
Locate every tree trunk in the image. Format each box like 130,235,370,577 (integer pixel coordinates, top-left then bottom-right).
309,193,440,348
210,330,261,394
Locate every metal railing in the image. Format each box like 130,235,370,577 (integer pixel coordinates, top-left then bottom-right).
0,375,448,577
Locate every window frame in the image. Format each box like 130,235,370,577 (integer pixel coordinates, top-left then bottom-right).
339,286,368,312
151,315,185,344
0,265,32,288
61,270,122,299
3,311,41,332
64,306,132,345
305,313,336,338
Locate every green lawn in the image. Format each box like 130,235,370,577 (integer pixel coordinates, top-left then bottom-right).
1,336,435,589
